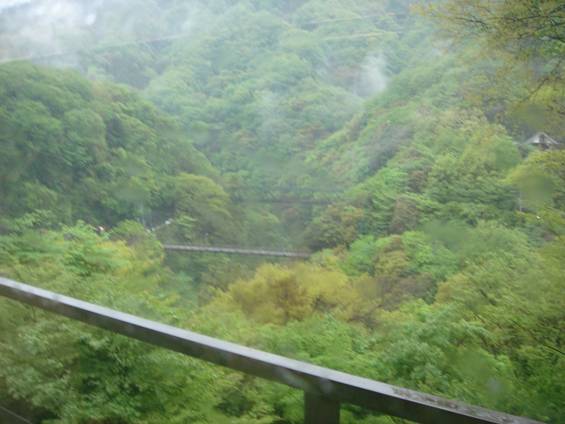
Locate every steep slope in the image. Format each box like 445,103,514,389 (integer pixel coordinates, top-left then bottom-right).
0,62,219,230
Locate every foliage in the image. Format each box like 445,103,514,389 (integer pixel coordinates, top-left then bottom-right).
0,1,563,423
423,0,565,131
0,63,215,227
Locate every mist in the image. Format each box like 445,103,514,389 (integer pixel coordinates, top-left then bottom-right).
0,0,202,65
359,53,388,96
0,2,561,424
0,0,103,60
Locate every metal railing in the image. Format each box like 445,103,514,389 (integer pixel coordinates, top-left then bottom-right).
0,277,541,424
0,405,32,424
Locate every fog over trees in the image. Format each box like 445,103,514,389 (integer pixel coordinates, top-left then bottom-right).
0,1,563,423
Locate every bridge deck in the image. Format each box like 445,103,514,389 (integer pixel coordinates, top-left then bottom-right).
163,244,310,258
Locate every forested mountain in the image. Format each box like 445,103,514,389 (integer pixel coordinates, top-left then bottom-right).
0,1,563,423
0,63,217,224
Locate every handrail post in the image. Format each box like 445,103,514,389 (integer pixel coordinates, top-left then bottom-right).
304,392,340,424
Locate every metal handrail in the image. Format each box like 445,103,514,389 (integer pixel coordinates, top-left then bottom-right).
0,405,32,424
0,277,542,424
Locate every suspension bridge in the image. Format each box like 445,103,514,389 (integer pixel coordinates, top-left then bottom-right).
148,187,340,259
163,244,310,258
147,188,340,259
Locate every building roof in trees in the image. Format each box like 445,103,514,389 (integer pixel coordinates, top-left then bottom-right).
526,132,560,149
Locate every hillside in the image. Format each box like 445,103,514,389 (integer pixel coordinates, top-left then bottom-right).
0,1,563,423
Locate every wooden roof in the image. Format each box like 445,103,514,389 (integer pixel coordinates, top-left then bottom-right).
526,132,559,146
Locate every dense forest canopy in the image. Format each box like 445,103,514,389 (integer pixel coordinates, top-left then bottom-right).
0,1,563,423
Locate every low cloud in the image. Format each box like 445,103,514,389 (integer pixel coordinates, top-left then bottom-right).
358,53,388,97
0,0,104,61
